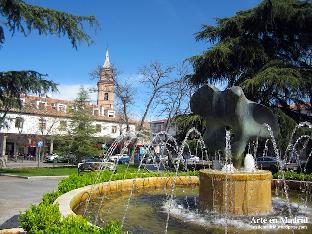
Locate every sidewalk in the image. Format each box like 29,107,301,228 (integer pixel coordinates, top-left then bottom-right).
0,176,61,229
0,160,72,229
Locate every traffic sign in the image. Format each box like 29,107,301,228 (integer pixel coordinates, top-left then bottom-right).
37,141,43,148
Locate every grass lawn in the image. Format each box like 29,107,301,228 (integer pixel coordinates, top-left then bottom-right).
0,166,78,176
0,164,140,176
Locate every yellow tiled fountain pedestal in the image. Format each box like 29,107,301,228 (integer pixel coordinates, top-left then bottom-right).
199,169,272,215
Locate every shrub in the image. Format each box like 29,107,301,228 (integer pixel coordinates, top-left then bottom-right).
42,191,60,205
19,203,122,233
46,216,122,234
19,203,61,233
274,170,312,181
58,169,199,195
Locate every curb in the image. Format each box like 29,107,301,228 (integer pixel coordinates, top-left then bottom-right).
0,228,25,234
0,173,69,180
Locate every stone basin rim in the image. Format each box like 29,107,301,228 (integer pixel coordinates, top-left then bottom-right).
54,176,199,219
54,175,311,222
200,169,272,180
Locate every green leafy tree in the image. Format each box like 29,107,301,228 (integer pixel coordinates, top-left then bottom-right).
174,114,208,141
189,0,311,121
0,0,97,126
55,88,100,162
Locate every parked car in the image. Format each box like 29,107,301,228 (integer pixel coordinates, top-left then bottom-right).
108,154,122,162
303,159,312,173
45,154,59,163
256,156,280,173
155,155,168,163
78,157,115,173
118,155,130,164
172,155,199,165
81,156,103,163
184,155,200,164
109,154,129,163
45,154,77,164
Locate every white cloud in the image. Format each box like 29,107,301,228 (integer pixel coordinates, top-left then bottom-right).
52,83,97,103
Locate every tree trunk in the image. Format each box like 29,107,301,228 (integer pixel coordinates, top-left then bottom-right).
138,92,156,132
123,100,130,132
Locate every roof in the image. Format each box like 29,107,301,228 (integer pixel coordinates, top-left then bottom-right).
149,118,168,124
103,49,111,68
23,95,74,105
4,95,136,124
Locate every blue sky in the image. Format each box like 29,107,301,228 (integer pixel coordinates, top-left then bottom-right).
1,0,260,119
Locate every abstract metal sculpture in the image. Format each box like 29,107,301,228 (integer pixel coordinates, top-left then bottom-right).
191,85,279,168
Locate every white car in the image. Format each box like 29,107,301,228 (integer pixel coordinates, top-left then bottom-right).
185,155,200,164
109,154,128,162
45,154,59,162
172,155,200,164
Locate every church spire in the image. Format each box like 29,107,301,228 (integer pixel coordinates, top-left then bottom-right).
103,49,111,68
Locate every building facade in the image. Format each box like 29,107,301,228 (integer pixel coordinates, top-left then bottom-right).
150,119,177,139
0,50,135,158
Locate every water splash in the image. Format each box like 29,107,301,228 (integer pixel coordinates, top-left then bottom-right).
264,123,292,217
76,121,312,233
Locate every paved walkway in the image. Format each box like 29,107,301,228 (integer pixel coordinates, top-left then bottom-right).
2,160,73,169
0,176,62,229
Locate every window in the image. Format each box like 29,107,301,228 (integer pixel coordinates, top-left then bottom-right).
15,117,24,128
107,110,115,118
20,98,25,106
96,124,101,132
93,109,99,116
104,93,109,101
59,120,67,130
58,104,66,112
39,118,47,130
156,123,162,132
38,102,46,109
112,126,117,133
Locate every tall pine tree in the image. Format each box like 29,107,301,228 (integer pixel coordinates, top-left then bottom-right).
189,0,311,121
55,88,100,162
0,0,97,126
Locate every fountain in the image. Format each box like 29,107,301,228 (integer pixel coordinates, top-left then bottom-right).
55,85,312,233
191,85,279,215
199,169,272,215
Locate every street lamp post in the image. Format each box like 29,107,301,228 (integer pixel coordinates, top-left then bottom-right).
37,140,43,168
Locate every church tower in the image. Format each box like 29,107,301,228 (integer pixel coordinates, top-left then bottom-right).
97,49,115,114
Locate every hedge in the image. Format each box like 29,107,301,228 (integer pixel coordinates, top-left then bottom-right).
273,170,312,181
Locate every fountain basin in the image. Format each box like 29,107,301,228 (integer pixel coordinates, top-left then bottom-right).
55,175,312,233
199,169,272,215
54,176,199,218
